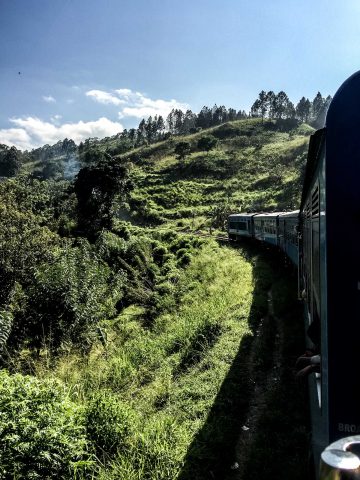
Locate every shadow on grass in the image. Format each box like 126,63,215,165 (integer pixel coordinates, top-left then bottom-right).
177,241,310,480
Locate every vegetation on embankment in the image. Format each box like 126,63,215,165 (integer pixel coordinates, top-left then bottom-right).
122,118,311,231
0,117,310,478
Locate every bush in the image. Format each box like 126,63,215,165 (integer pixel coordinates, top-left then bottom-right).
0,371,91,479
212,123,241,139
17,240,124,351
177,252,192,267
197,135,218,152
85,391,135,457
153,245,168,265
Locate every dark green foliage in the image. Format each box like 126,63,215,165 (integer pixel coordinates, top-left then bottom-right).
211,123,242,139
184,153,240,178
153,245,168,265
74,158,133,235
0,370,91,479
0,146,21,176
174,141,191,162
197,135,218,152
16,240,123,351
85,391,135,457
296,97,311,123
33,160,64,180
0,283,25,354
96,231,175,317
0,202,57,286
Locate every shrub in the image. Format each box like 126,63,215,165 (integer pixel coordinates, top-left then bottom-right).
153,245,168,265
85,391,135,457
0,370,91,479
17,240,124,351
197,135,218,152
177,252,192,267
212,123,241,139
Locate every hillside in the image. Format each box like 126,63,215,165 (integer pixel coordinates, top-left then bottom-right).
113,118,312,233
0,118,312,479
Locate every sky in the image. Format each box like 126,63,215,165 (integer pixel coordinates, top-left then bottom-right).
1,0,360,150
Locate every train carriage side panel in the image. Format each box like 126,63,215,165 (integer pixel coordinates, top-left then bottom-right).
264,213,280,247
324,71,360,445
254,213,280,245
228,213,255,240
301,70,360,464
300,131,328,464
253,214,263,241
279,211,300,266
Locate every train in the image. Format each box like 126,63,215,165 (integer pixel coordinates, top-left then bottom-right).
228,71,360,473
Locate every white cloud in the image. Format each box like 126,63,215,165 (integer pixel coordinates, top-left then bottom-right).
86,89,125,106
50,114,62,123
86,87,189,119
42,95,56,103
0,116,123,150
0,128,33,150
115,88,132,97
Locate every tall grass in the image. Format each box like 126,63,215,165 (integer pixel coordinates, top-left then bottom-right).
38,243,255,478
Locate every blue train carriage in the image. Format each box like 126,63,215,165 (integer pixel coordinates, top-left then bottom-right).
253,212,281,246
227,213,255,240
300,71,360,465
278,210,299,266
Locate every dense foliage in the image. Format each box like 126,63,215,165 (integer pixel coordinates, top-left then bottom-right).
0,370,90,479
0,117,310,479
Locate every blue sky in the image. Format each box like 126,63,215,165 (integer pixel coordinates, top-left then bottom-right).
1,0,360,150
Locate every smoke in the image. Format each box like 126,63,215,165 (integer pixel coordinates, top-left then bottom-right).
64,153,81,179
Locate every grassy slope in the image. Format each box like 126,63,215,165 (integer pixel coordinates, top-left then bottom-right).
41,242,255,479
118,118,313,232
29,118,311,478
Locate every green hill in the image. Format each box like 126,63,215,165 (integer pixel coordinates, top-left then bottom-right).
114,118,312,232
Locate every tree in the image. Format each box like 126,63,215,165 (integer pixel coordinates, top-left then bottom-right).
197,135,218,153
174,142,191,163
311,93,332,128
74,158,133,235
252,91,269,121
128,128,137,147
250,99,261,118
236,110,247,119
273,91,291,119
196,106,212,129
227,108,237,121
166,109,176,134
182,110,197,134
266,91,276,118
145,116,154,143
311,92,325,122
296,97,311,123
137,119,147,145
156,115,165,138
0,146,21,177
212,105,228,125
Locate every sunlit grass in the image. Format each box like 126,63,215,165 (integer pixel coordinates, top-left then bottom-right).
41,243,255,478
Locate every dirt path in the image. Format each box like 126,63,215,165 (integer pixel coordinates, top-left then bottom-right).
226,265,310,480
229,290,282,478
